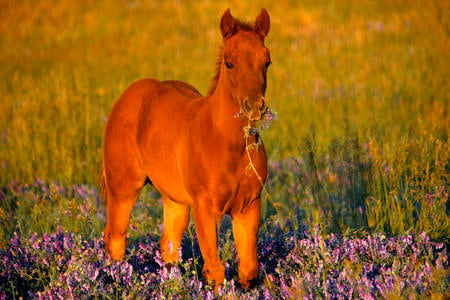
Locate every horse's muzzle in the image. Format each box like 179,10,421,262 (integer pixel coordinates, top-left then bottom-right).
243,98,269,121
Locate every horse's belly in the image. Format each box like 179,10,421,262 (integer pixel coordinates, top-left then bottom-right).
141,153,193,205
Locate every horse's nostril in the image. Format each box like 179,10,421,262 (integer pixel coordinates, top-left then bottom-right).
243,98,251,112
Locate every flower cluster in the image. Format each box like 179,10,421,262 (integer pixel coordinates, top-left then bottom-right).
260,224,448,298
1,220,447,298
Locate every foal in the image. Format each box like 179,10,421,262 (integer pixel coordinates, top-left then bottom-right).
100,8,271,289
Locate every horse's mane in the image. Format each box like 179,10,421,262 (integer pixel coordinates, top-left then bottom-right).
206,20,255,96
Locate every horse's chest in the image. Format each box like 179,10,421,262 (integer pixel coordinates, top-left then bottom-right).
180,132,267,212
238,148,267,196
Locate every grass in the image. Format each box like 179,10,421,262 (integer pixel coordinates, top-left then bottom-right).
0,0,448,298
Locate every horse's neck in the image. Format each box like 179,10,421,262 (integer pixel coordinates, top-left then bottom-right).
208,82,248,147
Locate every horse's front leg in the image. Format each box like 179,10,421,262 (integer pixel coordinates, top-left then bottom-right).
231,198,260,289
193,203,225,289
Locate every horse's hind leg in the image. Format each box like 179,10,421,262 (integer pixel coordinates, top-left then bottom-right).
160,198,190,263
103,167,146,260
104,192,138,260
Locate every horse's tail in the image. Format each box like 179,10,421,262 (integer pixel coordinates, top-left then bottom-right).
98,160,107,204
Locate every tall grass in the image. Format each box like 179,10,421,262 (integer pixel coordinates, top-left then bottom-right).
0,0,448,242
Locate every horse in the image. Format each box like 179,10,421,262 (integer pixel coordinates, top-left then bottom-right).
99,8,271,289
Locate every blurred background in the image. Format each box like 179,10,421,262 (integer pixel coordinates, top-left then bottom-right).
0,0,448,243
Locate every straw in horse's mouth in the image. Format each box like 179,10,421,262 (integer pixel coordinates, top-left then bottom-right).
263,107,274,121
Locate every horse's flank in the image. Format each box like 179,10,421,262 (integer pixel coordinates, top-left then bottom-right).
98,79,201,204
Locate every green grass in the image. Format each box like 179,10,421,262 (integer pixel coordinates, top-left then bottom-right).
0,0,449,243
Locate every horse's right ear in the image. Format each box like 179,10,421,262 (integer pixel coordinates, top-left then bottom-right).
220,9,236,40
255,8,270,38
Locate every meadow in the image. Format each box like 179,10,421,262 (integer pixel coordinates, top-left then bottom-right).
0,0,448,298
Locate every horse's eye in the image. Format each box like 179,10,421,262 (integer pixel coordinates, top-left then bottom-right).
265,61,271,68
225,61,233,69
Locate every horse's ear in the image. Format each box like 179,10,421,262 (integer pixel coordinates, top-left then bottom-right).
255,8,270,38
220,9,236,40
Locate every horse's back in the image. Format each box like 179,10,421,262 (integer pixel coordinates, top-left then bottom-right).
162,80,202,99
123,78,201,101
114,78,200,104
106,78,201,132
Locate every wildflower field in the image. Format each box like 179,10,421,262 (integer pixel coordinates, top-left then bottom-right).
0,0,448,298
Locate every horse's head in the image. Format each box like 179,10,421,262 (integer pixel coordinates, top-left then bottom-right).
220,8,271,122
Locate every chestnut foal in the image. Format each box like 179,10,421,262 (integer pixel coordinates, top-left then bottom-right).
100,8,271,289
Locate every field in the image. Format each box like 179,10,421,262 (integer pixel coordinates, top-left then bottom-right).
0,0,449,298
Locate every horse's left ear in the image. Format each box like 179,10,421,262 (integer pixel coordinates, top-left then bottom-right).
255,8,270,38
